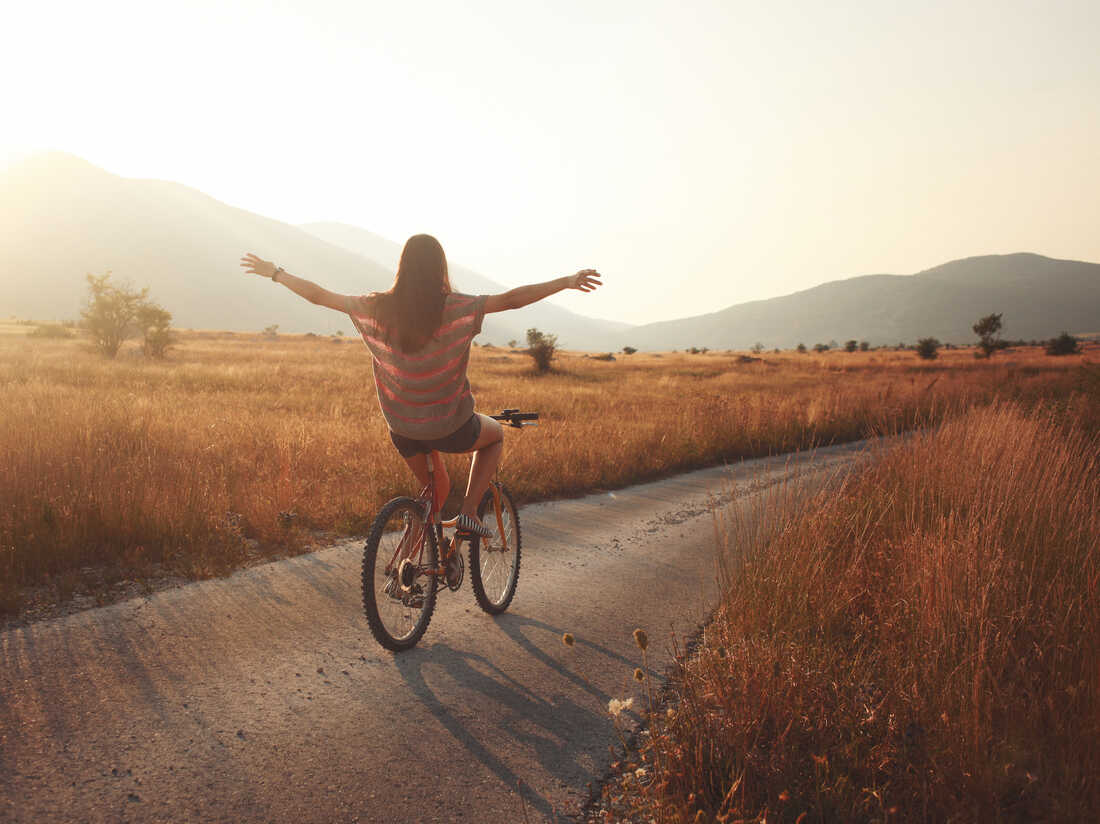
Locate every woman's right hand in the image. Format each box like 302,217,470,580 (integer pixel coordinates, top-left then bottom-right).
240,253,276,279
568,269,602,293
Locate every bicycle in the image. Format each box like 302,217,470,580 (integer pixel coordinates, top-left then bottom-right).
360,409,539,651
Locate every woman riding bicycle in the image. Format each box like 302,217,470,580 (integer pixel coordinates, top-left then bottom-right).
240,234,601,536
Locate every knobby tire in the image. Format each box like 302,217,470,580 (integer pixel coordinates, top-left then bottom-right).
470,484,522,615
361,497,438,652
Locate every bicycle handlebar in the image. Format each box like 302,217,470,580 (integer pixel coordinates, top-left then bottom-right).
490,409,540,428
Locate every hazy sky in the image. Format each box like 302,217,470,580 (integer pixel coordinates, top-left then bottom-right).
3,0,1098,324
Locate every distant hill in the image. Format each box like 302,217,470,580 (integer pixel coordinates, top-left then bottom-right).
299,221,633,350
0,153,628,347
4,153,1096,352
620,253,1100,351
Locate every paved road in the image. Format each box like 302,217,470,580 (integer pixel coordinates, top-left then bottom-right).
1,442,871,823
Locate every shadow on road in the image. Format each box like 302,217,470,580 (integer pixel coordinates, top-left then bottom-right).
392,612,652,822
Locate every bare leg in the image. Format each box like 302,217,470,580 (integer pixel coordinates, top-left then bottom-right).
460,414,504,519
402,450,449,520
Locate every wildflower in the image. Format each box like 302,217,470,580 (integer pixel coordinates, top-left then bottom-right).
633,668,645,682
562,633,575,648
608,697,634,718
633,628,648,651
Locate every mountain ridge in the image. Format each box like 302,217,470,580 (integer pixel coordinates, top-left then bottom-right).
2,152,1097,350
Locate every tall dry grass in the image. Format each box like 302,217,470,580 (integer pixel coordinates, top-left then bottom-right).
0,332,1092,613
623,401,1099,822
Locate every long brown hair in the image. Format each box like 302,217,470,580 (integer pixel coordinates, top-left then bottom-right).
369,234,452,353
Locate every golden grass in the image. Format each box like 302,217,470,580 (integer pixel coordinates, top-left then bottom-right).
1,331,1094,614
617,401,1099,822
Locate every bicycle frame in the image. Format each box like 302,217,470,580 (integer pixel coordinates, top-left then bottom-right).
385,470,509,584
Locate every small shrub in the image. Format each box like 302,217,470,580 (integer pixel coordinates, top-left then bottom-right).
136,302,175,358
751,342,765,354
916,337,941,360
590,352,616,361
622,346,637,355
263,324,279,339
844,339,859,353
1046,331,1081,356
526,328,557,373
813,342,829,353
796,343,807,354
859,340,870,351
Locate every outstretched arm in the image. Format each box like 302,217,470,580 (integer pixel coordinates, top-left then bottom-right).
239,253,351,313
484,269,602,314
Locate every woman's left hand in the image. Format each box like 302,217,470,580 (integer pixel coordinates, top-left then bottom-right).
568,269,602,293
240,253,276,279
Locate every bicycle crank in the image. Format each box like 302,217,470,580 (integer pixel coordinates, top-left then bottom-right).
444,551,464,591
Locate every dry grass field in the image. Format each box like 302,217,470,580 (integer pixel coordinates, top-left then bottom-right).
1,325,1095,616
603,399,1100,822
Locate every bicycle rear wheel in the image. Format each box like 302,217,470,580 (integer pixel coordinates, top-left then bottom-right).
470,483,521,614
362,497,438,651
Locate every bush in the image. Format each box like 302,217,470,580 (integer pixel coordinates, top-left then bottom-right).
973,312,1003,357
915,337,941,360
622,346,637,355
796,343,807,354
859,340,870,351
81,272,148,358
1046,331,1081,356
526,328,557,373
813,342,829,353
136,302,175,359
844,339,859,353
263,324,279,339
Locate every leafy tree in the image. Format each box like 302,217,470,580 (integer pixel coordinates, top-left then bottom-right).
915,337,941,360
751,342,765,354
859,341,870,351
622,346,637,355
81,272,148,358
796,342,807,354
813,342,830,353
526,328,557,372
136,302,176,358
973,313,1003,357
1046,331,1081,356
844,339,859,353
508,339,518,349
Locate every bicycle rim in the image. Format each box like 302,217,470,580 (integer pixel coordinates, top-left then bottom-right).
471,484,521,614
362,497,438,651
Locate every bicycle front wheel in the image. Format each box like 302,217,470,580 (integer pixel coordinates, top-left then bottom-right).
362,497,438,652
470,483,521,614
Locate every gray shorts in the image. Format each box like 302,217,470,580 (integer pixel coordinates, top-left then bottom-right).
389,414,482,458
